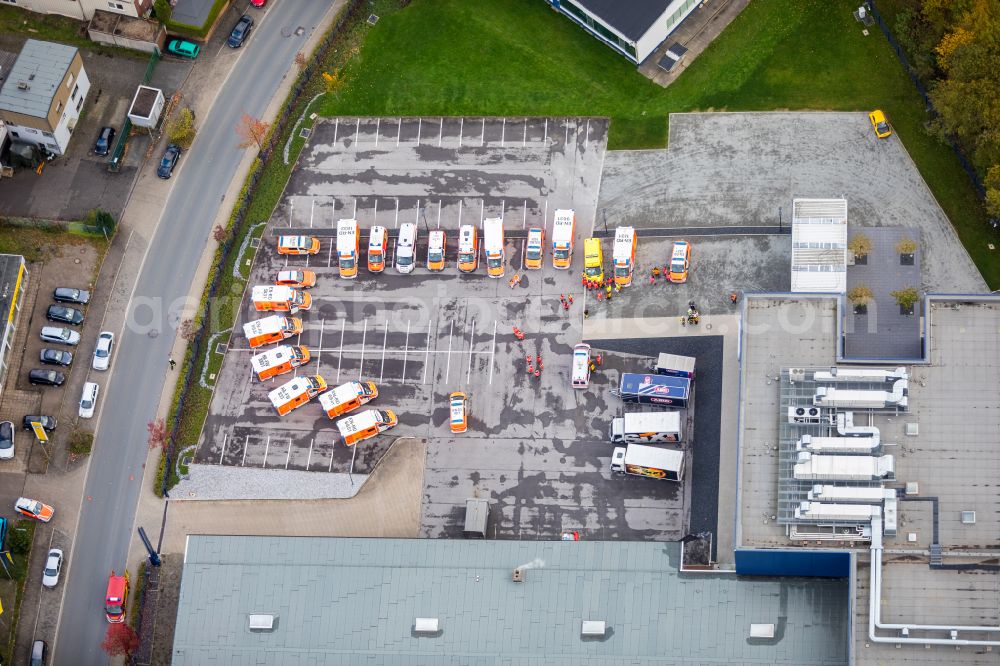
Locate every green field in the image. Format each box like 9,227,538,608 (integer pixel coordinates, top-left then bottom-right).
313,0,996,287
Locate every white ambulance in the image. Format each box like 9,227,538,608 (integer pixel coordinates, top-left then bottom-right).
268,375,327,416
551,209,576,269
337,219,360,279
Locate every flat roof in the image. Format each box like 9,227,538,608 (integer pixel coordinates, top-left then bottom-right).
574,0,673,41
173,535,850,665
791,198,847,293
0,39,77,119
0,254,26,331
737,295,1000,664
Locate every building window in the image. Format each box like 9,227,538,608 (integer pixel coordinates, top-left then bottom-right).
108,1,124,9
42,131,54,138
56,101,63,114
10,131,18,138
0,1,17,6
76,96,83,112
71,84,79,100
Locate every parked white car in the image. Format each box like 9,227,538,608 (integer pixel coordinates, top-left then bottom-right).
79,382,99,419
92,331,114,371
42,548,63,588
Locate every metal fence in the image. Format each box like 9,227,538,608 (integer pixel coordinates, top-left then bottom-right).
866,0,987,199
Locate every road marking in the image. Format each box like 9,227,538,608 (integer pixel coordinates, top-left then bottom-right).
337,319,345,382
444,320,454,383
522,200,527,229
417,117,422,143
438,117,443,147
284,439,291,469
315,318,325,376
262,434,271,468
457,199,463,225
479,200,484,226
394,197,399,229
586,118,591,142
357,318,367,381
334,117,339,144
401,319,410,384
436,199,442,229
326,237,334,267
331,196,337,226
354,118,360,148
488,319,497,385
379,319,388,382
481,117,485,146
309,197,315,228
543,199,548,231
500,199,505,220
306,437,315,470
544,118,548,143
328,440,335,472
352,197,357,219
459,117,463,147
564,119,569,145
517,238,525,271
289,198,294,228
218,432,228,464
241,435,249,467
375,117,380,147
522,119,527,146
422,320,431,384
465,318,476,384
501,118,505,147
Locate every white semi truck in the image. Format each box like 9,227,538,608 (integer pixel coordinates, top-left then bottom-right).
610,444,684,482
609,412,683,444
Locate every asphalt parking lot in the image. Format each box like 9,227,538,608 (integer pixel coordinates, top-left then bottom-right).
197,116,696,540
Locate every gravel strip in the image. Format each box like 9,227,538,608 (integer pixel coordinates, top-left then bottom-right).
170,463,368,500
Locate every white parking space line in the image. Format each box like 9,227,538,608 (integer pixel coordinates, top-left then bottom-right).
543,199,548,230
586,118,591,142
379,319,388,382
375,118,380,147
284,440,292,469
315,319,325,376
457,199,463,226
326,239,334,268
306,437,315,470
372,198,378,224
352,198,357,218
289,199,294,228
564,120,569,145
481,118,485,146
501,118,506,147
465,318,476,385
309,198,315,228
241,435,249,466
218,432,228,464
394,197,399,229
500,199,505,220
337,319,345,382
422,321,431,384
444,320,454,383
459,117,464,147
402,320,411,384
488,319,497,385
358,318,368,381
544,119,548,143
522,200,527,229
438,117,443,147
417,117,422,143
479,200,484,226
354,118,360,148
334,118,339,144
328,441,335,472
262,434,271,468
523,120,527,146
436,200,442,229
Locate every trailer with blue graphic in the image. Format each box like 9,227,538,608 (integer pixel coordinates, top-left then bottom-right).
616,373,691,408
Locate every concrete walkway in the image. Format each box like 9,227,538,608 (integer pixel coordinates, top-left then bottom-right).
639,0,751,88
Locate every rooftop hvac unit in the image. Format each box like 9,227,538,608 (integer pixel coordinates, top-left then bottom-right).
581,620,607,637
512,567,525,582
788,368,807,382
414,618,440,634
248,614,277,631
17,81,29,90
750,623,776,638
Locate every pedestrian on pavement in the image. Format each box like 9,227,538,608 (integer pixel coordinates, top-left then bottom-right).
168,357,176,370
584,308,590,319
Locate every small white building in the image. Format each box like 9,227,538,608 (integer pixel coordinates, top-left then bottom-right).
0,40,90,156
545,0,702,64
790,198,848,293
127,85,165,129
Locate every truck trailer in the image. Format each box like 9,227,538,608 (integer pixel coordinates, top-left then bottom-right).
611,444,684,481
654,353,695,379
610,411,683,444
793,453,894,481
617,373,690,408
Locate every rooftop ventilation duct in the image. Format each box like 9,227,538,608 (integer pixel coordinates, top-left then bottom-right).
414,618,440,634
512,567,525,582
581,621,606,637
248,614,276,632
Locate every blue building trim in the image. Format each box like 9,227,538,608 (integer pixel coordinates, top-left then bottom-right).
735,548,852,578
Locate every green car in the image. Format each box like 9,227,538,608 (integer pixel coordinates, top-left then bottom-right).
166,39,200,59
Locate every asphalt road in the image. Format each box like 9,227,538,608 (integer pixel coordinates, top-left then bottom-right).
53,3,331,663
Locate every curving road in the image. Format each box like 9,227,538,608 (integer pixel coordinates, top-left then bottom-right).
53,3,331,663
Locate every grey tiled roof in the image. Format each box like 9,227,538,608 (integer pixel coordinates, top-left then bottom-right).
0,40,77,119
172,536,850,665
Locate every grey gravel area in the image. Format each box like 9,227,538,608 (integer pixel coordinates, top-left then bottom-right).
170,464,368,500
598,112,987,294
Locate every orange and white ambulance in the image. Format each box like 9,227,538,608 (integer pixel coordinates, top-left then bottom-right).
318,380,378,418
367,225,388,273
251,345,310,380
457,224,479,273
483,217,505,278
427,230,446,271
252,285,311,314
336,408,398,446
275,269,316,288
277,235,320,255
244,315,302,348
337,219,360,279
268,375,327,416
551,209,576,269
612,226,637,287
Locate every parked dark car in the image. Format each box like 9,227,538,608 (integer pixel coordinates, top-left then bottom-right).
46,305,84,325
28,369,65,386
53,287,90,305
156,143,181,179
94,126,116,156
22,415,58,432
40,348,73,366
227,14,254,48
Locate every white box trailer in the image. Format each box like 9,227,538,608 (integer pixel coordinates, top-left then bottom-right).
807,485,896,503
796,434,879,454
654,352,695,379
795,501,881,522
609,412,683,444
610,444,684,481
793,453,894,481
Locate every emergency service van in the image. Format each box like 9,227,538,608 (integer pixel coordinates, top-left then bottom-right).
483,217,505,278
571,343,591,389
251,345,310,380
396,223,417,274
367,225,388,273
275,269,316,288
427,230,446,271
336,408,398,446
251,285,311,314
583,238,604,284
318,380,378,418
337,219,360,279
457,225,479,273
243,315,302,348
268,375,327,416
524,228,544,270
612,226,637,287
277,235,320,255
551,209,576,269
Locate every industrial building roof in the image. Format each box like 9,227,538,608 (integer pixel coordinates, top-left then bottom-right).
790,198,848,293
573,0,673,41
0,40,77,119
173,535,850,665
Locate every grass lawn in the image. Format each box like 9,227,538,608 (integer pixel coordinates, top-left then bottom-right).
0,5,146,58
314,0,998,288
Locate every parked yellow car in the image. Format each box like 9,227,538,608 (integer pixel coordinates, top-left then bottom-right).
868,110,892,139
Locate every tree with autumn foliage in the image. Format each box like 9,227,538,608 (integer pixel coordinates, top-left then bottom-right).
101,622,139,657
235,112,271,151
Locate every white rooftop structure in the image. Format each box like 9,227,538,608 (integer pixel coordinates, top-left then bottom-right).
790,198,848,293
